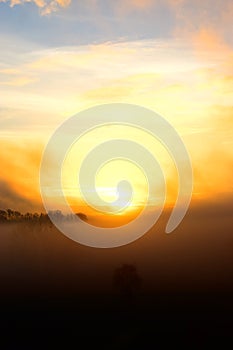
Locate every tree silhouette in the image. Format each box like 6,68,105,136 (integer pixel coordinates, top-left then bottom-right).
0,210,7,222
0,209,88,225
76,212,88,221
113,264,142,304
7,208,14,219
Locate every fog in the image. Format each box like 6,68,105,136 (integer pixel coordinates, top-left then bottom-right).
0,197,232,298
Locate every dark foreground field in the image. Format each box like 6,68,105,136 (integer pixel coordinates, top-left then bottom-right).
0,199,232,348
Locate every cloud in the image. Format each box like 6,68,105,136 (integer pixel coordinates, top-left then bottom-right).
117,0,154,13
82,85,134,101
114,0,186,15
0,139,44,212
170,0,233,44
0,33,232,211
0,180,35,212
0,37,232,137
192,27,231,53
128,0,153,8
0,38,203,130
0,0,71,15
0,76,37,86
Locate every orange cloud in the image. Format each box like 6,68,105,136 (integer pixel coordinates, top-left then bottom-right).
192,27,231,53
115,0,154,15
55,0,70,6
127,0,153,9
171,0,233,47
0,138,44,211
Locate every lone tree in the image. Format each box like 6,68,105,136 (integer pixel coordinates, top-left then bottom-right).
113,264,142,303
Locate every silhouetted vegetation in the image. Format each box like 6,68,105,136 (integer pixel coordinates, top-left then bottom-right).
0,209,88,224
76,212,88,221
113,264,142,305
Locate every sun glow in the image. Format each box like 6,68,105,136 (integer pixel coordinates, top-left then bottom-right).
59,122,178,223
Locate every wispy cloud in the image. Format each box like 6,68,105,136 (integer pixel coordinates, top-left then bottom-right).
0,179,35,212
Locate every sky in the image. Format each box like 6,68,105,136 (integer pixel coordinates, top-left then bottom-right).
0,0,232,216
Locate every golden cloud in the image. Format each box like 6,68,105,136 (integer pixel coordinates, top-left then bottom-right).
0,138,44,211
0,0,71,14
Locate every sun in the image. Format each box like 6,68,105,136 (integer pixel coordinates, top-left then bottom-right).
59,123,176,226
61,150,148,226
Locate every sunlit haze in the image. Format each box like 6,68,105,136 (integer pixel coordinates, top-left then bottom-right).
0,0,232,223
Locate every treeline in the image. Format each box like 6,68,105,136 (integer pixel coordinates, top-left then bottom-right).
0,209,87,223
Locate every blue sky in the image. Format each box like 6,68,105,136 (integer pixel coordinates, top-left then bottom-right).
0,1,175,46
